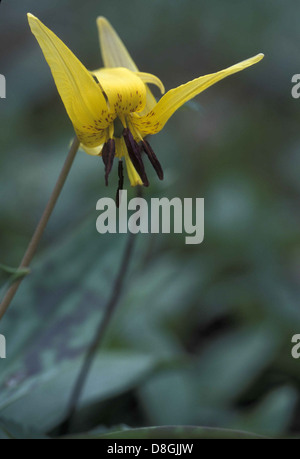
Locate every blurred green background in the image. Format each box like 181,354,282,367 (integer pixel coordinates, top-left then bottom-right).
0,0,300,439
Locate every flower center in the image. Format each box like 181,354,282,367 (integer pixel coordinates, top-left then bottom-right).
93,67,147,116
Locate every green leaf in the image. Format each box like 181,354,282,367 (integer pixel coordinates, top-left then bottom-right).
0,418,48,439
0,222,152,431
139,369,196,425
0,352,157,432
193,327,280,407
236,386,298,436
0,219,194,432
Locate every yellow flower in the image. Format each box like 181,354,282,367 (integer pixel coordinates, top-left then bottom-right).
28,13,263,189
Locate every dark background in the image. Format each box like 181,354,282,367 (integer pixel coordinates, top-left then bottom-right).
0,0,299,438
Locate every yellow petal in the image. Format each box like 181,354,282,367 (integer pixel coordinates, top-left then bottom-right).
92,67,147,114
97,16,157,115
116,137,143,186
80,143,103,156
133,53,264,135
28,13,111,147
97,16,138,71
135,72,165,94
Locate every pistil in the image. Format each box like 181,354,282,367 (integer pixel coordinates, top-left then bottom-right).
116,160,124,208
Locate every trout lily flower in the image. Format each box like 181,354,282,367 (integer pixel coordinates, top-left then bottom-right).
28,13,263,193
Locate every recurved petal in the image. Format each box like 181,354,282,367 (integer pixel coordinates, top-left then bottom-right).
133,53,264,135
97,17,157,114
135,72,165,94
28,13,110,147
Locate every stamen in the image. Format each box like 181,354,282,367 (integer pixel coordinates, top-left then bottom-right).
123,128,149,187
141,140,164,180
116,160,124,208
102,138,115,186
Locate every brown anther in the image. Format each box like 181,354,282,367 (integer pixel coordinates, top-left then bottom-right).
123,128,149,187
102,138,115,186
141,140,164,180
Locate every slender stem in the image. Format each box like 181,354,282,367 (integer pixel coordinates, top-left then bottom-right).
0,137,80,321
59,194,140,435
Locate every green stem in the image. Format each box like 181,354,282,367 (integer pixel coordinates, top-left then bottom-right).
59,190,140,435
0,137,80,321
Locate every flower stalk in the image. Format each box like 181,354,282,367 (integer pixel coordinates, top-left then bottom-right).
0,137,80,320
59,214,138,435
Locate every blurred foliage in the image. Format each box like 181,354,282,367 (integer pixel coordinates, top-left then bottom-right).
0,264,30,295
72,426,265,440
0,0,300,439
